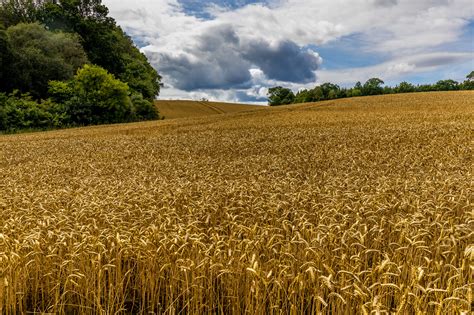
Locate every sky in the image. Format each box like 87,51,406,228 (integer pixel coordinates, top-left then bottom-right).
103,0,474,103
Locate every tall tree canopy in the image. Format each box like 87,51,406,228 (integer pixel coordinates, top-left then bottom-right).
3,22,88,98
0,0,162,132
267,86,295,106
362,78,385,96
0,0,161,100
0,26,14,85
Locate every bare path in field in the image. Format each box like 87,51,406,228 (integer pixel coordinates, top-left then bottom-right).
197,101,226,114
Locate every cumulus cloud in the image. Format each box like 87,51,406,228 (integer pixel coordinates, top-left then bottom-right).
242,40,322,82
151,24,252,91
145,23,321,91
318,52,474,84
103,0,474,101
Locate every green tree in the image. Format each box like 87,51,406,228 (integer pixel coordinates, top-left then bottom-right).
50,64,132,125
352,89,362,97
466,71,474,81
1,0,161,100
395,81,415,93
435,79,459,91
362,78,384,95
294,89,311,104
311,87,324,101
4,22,88,98
327,89,337,99
267,86,295,106
462,71,474,90
130,93,159,120
117,43,162,101
0,26,14,87
319,83,340,99
0,0,40,27
35,0,161,99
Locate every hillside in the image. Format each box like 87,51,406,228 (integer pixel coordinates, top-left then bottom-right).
155,100,264,119
1,91,472,314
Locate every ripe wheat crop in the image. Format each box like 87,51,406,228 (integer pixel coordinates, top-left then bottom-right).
1,92,472,314
155,100,263,119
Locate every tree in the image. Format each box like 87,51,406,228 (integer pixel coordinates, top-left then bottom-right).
435,79,459,91
362,78,384,95
117,44,162,101
383,86,394,94
466,71,474,81
49,64,132,125
327,89,337,99
319,83,340,99
0,26,14,86
267,86,295,106
311,87,324,101
1,0,161,100
351,89,362,97
294,89,312,104
3,22,88,98
462,71,474,90
130,93,158,120
0,0,40,27
35,0,161,99
395,81,415,94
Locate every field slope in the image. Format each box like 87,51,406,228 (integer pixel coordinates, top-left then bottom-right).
155,99,263,119
1,92,472,314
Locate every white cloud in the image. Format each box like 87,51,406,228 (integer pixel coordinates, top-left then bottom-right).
103,0,474,101
318,52,474,84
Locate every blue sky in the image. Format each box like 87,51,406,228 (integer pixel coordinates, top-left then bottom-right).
104,0,474,102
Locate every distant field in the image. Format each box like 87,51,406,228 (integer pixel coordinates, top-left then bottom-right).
1,92,472,314
155,100,264,119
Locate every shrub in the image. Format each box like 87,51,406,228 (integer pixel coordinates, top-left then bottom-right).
50,64,132,125
130,93,159,121
0,92,64,132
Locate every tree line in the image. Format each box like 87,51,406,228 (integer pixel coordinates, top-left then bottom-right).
0,0,161,132
268,72,474,106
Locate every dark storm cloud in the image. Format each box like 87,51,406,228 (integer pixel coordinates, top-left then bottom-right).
153,25,253,91
157,53,253,91
242,40,321,83
152,24,320,91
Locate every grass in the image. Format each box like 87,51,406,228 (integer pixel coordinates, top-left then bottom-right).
0,91,472,314
155,100,263,119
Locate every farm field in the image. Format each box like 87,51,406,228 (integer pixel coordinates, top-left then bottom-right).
0,91,472,314
155,100,263,119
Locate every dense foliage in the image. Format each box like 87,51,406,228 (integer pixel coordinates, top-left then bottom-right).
269,73,474,106
4,22,88,98
267,86,295,106
0,91,65,131
0,0,161,132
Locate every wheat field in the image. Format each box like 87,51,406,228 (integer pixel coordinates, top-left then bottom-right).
155,100,263,119
0,92,473,314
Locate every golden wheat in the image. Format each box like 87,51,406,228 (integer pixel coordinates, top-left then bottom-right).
155,100,263,119
0,91,472,314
